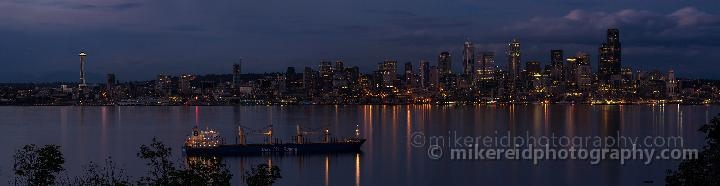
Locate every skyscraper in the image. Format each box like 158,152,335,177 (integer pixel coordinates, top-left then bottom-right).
438,52,451,75
78,51,87,89
477,52,495,81
106,73,116,100
179,74,195,95
462,40,475,79
319,61,333,91
404,62,413,87
506,39,521,99
378,60,398,87
419,60,430,88
507,39,521,81
156,74,172,96
550,50,564,81
565,52,592,94
477,52,497,97
598,28,621,81
525,61,541,75
232,61,241,89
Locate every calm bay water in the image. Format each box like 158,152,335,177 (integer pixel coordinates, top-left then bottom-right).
0,105,717,185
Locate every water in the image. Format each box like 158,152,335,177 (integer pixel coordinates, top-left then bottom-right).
0,105,717,185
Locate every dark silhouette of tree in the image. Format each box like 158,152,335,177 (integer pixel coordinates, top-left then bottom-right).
10,138,235,186
243,164,282,186
136,137,233,185
12,144,65,185
666,114,720,185
179,157,233,186
73,157,131,186
137,138,181,185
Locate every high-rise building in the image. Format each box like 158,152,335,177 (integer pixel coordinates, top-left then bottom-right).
462,41,475,79
335,60,344,70
404,62,413,87
179,74,195,95
286,67,297,84
332,60,347,88
507,39,521,81
379,60,398,87
232,61,242,89
438,52,452,75
78,51,88,91
428,66,439,87
476,52,495,81
506,39,521,99
565,52,592,94
419,60,430,88
156,74,172,96
550,50,564,81
303,67,318,96
525,61,541,75
667,70,677,98
319,61,333,91
106,73,116,100
476,52,497,97
598,28,622,81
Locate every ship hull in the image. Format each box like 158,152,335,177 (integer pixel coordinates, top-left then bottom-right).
183,139,366,156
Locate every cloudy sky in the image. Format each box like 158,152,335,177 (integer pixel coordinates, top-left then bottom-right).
0,0,718,82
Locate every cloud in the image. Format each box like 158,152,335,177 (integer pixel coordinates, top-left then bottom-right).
108,2,143,11
668,7,720,27
503,6,720,47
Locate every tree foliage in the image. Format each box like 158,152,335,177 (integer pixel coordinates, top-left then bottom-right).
10,138,248,186
12,144,65,185
73,157,131,186
178,157,233,186
136,137,233,186
243,164,282,186
666,114,720,185
136,138,180,185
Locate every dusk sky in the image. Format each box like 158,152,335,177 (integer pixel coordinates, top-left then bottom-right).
1,0,719,82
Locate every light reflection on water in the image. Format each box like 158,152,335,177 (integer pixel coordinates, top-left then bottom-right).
0,105,717,185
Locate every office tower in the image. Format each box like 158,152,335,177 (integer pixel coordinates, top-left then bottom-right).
565,52,592,93
550,50,564,81
286,67,296,86
506,39,521,100
345,66,360,85
379,60,397,87
429,66,439,87
319,61,333,91
419,60,430,88
106,73,116,99
667,70,677,98
507,39,521,81
332,60,347,88
78,51,87,90
232,61,241,89
303,67,318,96
179,74,195,95
462,40,475,78
525,61,541,75
477,52,495,80
598,28,622,81
404,62,413,87
438,51,452,75
156,74,172,96
476,52,497,97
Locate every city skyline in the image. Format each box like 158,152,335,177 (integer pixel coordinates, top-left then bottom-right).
2,28,709,84
0,0,718,82
3,28,717,106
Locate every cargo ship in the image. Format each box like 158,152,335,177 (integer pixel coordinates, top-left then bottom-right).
183,125,366,156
